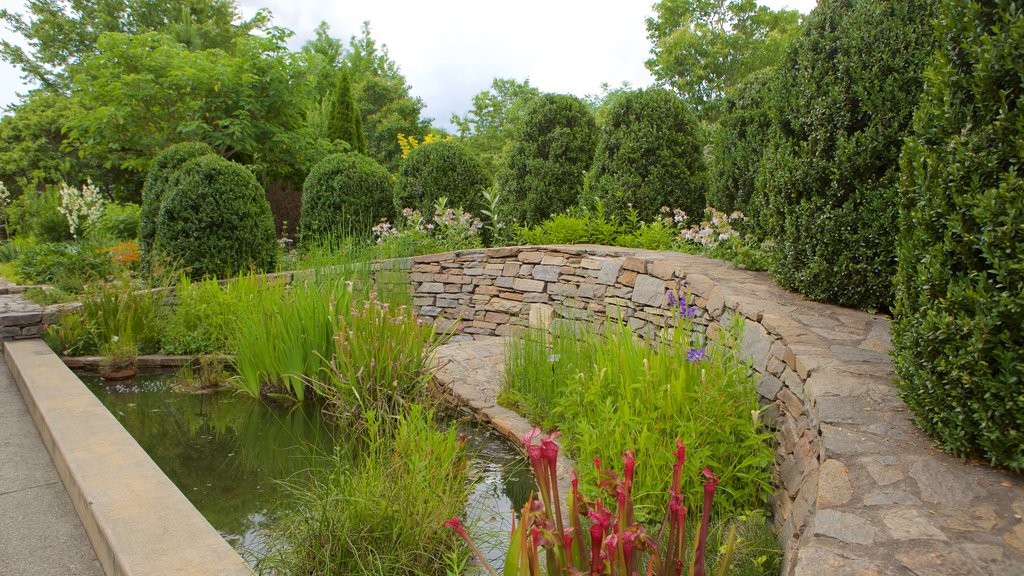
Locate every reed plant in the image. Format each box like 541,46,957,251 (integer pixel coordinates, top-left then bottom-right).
315,290,440,427
45,275,164,356
260,405,471,576
503,295,773,520
230,272,356,401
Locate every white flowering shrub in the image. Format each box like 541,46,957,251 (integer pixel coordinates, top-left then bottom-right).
372,197,482,255
669,207,744,249
57,180,104,239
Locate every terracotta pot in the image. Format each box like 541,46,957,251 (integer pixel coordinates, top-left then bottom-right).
100,367,138,381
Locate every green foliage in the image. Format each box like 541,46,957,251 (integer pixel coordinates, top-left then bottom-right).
93,202,141,242
230,270,367,402
590,88,707,222
45,278,163,356
17,242,113,292
0,0,252,90
394,140,490,215
0,92,109,196
645,0,801,117
160,276,244,355
452,77,541,175
300,153,395,240
497,93,597,226
328,66,365,153
301,22,429,173
65,29,307,200
708,70,778,216
893,0,1024,471
503,312,772,519
373,198,484,258
263,406,470,576
316,291,440,426
139,142,215,268
758,0,936,311
153,155,276,279
7,187,72,243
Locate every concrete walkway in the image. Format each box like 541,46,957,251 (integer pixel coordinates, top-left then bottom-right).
0,357,102,576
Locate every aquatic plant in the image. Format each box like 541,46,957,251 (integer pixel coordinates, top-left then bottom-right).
447,431,735,576
502,286,772,519
261,406,471,576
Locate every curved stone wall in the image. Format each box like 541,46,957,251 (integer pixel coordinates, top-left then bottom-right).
405,245,1024,576
3,245,1021,574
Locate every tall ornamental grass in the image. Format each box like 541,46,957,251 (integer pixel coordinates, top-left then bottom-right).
260,405,471,576
503,298,772,520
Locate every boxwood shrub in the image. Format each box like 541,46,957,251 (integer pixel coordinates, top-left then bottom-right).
139,142,214,268
153,155,276,278
394,140,490,215
893,0,1024,471
300,153,394,239
590,87,706,222
708,70,777,219
497,93,597,226
757,0,935,311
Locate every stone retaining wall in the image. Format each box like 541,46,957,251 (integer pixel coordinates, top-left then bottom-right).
404,245,1024,576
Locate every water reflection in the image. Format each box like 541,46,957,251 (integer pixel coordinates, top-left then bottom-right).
83,374,536,569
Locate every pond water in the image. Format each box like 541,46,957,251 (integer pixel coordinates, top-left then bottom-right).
82,373,534,570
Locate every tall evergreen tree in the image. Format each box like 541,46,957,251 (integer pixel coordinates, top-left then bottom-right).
328,66,364,153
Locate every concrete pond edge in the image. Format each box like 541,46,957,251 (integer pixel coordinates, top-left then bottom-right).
4,339,252,576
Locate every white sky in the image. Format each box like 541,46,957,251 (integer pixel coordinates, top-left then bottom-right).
0,0,817,129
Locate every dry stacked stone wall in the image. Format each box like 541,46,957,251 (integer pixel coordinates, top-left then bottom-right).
406,245,819,566
403,245,1024,576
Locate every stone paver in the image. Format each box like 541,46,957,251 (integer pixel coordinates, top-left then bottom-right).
0,355,102,576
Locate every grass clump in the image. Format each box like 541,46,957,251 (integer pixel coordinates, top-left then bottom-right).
260,405,471,576
503,302,772,520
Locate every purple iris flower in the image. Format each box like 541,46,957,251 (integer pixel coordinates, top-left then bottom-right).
687,348,707,362
680,305,699,319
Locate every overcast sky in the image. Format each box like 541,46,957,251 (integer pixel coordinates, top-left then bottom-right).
0,0,817,128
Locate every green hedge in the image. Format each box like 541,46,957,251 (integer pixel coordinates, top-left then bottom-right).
708,70,778,218
893,0,1024,471
497,93,596,226
139,142,215,268
757,0,935,311
590,88,706,222
299,153,394,239
153,155,276,278
394,140,490,215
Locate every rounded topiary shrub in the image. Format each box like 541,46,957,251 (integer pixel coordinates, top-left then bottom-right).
139,142,215,267
590,88,706,222
893,0,1024,471
756,0,935,311
497,93,597,226
394,140,490,215
708,70,778,218
153,155,276,278
300,153,394,239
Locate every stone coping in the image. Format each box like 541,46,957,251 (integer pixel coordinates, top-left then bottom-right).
4,339,251,576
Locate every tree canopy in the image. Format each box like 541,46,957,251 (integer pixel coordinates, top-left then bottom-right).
645,0,801,117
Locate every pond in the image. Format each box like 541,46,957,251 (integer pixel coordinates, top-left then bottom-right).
82,373,534,570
